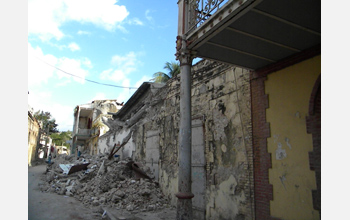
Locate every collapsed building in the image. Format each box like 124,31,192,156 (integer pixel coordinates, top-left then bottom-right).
39,153,170,213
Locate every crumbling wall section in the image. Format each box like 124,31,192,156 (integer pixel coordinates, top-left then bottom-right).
139,60,254,219
194,63,253,220
93,60,253,219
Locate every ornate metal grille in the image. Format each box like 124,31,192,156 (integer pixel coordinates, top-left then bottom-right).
188,0,230,34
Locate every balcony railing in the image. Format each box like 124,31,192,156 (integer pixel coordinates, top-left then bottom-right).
187,0,230,34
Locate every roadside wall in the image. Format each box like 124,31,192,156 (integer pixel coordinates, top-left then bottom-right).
96,60,254,219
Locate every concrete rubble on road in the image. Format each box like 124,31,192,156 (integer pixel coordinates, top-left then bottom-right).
39,153,172,214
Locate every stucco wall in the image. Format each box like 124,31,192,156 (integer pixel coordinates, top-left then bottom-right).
265,55,321,220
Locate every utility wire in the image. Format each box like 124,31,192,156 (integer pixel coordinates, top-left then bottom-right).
34,56,138,89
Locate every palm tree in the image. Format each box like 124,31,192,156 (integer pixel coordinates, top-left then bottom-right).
152,61,180,83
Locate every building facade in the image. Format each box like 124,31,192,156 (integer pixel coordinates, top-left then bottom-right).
71,100,121,156
28,110,41,166
176,0,321,219
95,60,255,219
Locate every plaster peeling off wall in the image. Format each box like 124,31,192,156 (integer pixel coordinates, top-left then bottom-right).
265,56,321,220
93,60,254,219
207,175,246,220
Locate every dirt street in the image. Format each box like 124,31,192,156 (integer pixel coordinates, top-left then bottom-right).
28,164,176,220
28,164,99,220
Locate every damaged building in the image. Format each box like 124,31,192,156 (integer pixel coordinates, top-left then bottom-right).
67,1,321,219
74,59,254,219
71,99,123,156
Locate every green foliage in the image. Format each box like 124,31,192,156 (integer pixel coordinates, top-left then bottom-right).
152,61,180,83
50,131,72,147
34,110,59,133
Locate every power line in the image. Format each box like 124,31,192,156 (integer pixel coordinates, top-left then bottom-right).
34,56,138,89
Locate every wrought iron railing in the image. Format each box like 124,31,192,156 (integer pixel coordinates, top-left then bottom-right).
187,0,230,34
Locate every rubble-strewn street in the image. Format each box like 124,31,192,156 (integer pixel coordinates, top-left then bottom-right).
29,153,176,220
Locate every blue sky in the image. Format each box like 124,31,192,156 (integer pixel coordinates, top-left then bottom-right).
28,0,180,132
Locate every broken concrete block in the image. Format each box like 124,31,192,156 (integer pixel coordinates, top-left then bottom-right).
111,195,122,203
126,204,134,211
97,160,105,175
46,172,55,182
114,190,125,198
140,189,151,196
147,205,155,211
92,200,100,206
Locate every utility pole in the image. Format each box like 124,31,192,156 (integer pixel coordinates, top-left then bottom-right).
175,1,195,219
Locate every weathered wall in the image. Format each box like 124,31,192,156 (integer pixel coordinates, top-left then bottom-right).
97,128,134,159
190,61,253,220
78,117,88,129
96,60,254,219
265,55,321,220
135,60,253,219
28,112,40,166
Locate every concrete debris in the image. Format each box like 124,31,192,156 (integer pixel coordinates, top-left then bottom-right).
39,153,171,212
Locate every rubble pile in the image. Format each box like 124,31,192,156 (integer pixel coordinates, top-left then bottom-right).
39,153,170,212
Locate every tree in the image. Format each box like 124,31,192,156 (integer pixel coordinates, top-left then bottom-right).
152,61,180,83
34,110,59,133
50,131,72,147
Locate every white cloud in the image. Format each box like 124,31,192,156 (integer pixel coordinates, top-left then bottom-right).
98,52,149,103
68,42,80,52
77,30,91,35
28,0,129,41
100,52,141,83
28,43,92,87
116,79,133,103
135,76,152,87
28,43,57,86
145,10,154,22
127,18,144,26
28,91,74,131
50,103,75,131
55,57,90,84
90,92,107,102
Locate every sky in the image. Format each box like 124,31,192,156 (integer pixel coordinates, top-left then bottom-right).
28,0,180,132
2,1,349,217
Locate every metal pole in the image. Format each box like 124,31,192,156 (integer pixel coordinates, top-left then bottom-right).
176,1,194,218
175,35,194,220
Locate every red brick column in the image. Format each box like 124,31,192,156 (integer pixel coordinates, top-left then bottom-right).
250,72,276,220
250,45,321,220
306,75,321,214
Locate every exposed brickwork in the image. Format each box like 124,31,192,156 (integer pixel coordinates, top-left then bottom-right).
250,74,276,220
251,46,321,220
306,75,321,215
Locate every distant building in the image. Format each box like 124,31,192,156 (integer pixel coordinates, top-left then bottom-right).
71,100,122,156
28,110,40,166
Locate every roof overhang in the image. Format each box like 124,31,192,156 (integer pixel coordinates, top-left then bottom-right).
187,0,321,70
